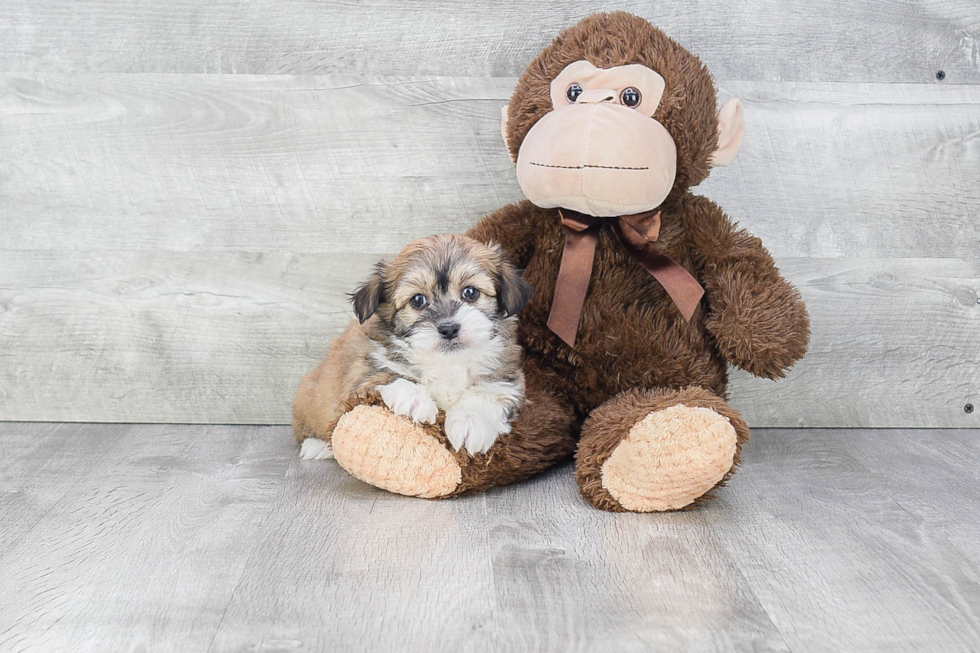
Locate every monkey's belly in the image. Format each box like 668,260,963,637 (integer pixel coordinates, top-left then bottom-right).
521,299,728,414
518,223,727,413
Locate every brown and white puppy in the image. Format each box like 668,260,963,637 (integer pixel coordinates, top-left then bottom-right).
294,233,531,460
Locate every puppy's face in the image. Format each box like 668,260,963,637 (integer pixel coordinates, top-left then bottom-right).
352,234,531,355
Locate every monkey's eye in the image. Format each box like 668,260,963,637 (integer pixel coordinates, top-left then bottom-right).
461,286,480,302
566,83,584,103
409,294,428,309
620,87,642,108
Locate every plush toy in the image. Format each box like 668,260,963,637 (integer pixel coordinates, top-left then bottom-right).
296,12,810,512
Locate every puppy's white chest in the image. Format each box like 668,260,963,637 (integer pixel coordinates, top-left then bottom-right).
425,364,473,408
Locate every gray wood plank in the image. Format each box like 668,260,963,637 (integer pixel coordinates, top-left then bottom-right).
729,257,980,428
0,423,291,653
704,81,980,259
0,73,516,255
702,429,980,653
3,423,980,651
207,449,497,652
0,1,977,83
842,429,980,564
0,423,129,556
1,74,977,425
0,250,377,424
2,74,978,259
0,254,976,427
485,469,792,652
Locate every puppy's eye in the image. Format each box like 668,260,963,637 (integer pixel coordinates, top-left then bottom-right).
620,87,642,108
566,83,583,103
409,294,427,309
461,286,480,302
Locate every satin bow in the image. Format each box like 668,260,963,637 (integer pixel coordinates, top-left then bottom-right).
546,208,705,347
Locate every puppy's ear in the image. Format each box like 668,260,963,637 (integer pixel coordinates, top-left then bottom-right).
351,262,387,324
496,258,532,318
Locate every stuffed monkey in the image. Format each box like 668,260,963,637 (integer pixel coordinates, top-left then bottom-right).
297,12,810,512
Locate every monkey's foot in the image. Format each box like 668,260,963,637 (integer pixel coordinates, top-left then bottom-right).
331,404,462,499
576,387,748,512
602,405,737,511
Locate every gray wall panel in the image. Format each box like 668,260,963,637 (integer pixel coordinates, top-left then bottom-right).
0,4,977,426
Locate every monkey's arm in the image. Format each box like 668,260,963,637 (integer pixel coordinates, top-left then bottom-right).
688,199,810,380
466,200,543,268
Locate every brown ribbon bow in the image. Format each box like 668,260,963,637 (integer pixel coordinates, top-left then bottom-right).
546,208,705,348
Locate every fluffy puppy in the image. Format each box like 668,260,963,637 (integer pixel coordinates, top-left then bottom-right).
293,233,531,460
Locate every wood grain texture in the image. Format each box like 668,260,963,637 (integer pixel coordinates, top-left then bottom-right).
208,443,497,652
2,47,978,426
1,423,979,651
2,74,979,259
0,253,976,426
485,471,791,652
1,1,979,83
0,73,516,255
703,81,980,259
0,423,129,557
0,423,290,653
730,257,980,428
704,429,980,652
843,429,980,566
0,250,378,424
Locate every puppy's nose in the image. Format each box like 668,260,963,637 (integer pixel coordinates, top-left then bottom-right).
437,322,461,340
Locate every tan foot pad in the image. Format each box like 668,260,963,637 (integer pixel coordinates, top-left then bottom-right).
601,404,737,512
332,405,462,499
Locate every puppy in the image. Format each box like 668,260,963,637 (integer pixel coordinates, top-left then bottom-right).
293,233,531,460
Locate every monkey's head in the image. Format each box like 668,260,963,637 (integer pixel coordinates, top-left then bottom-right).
502,12,744,217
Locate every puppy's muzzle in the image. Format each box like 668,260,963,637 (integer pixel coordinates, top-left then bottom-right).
437,322,461,341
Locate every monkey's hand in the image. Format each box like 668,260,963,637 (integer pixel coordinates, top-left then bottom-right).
701,233,810,380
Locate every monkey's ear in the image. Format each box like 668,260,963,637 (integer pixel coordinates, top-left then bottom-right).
500,104,516,164
351,262,387,324
710,99,745,167
496,259,532,317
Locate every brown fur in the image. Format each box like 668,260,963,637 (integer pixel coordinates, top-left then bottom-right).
469,194,810,419
293,233,529,447
467,13,810,509
505,12,722,191
574,386,750,511
293,318,396,445
342,360,578,497
311,13,810,511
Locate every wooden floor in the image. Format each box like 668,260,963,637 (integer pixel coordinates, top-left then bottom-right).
1,424,978,652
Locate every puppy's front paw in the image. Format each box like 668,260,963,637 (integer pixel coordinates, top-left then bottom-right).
377,379,439,424
444,399,512,455
300,438,334,460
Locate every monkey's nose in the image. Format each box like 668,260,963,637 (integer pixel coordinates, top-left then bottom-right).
437,322,461,340
576,88,616,104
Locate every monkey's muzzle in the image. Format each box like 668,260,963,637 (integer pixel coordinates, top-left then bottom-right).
516,103,678,217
